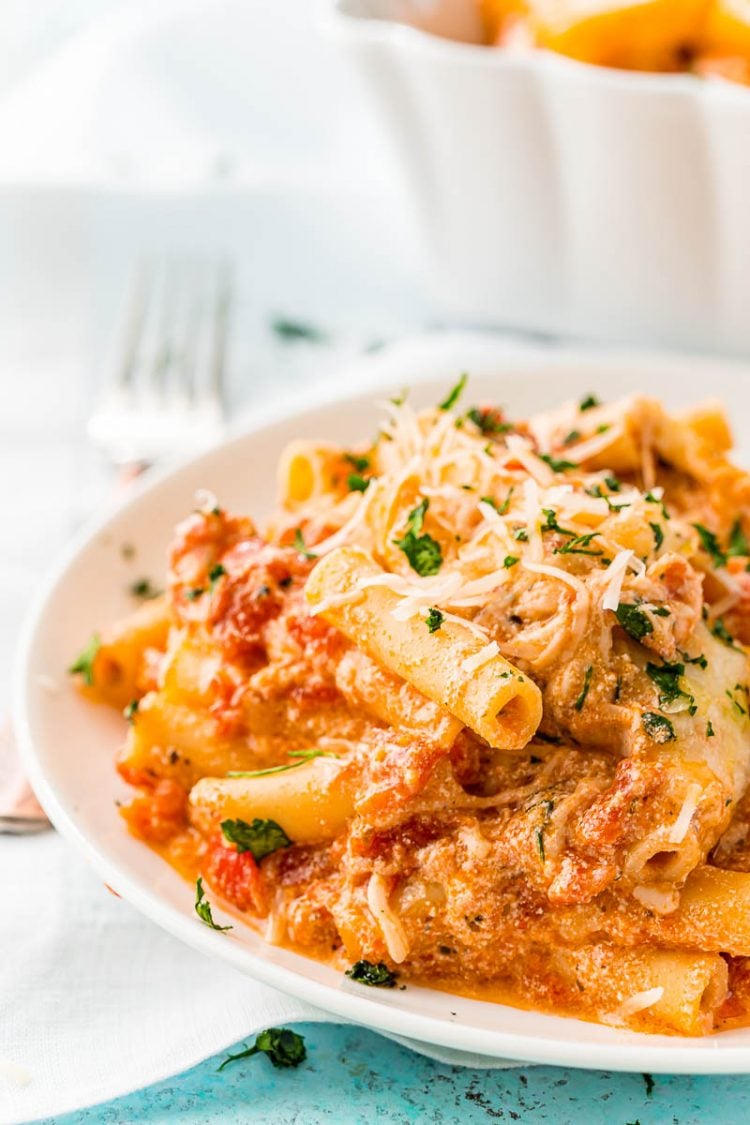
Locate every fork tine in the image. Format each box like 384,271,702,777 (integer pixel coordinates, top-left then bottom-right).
149,258,180,398
209,260,232,414
116,259,151,395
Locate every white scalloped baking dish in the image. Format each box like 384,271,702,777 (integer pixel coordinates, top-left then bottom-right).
328,0,750,355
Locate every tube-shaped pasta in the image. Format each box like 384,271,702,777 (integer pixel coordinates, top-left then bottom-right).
189,757,358,844
334,648,464,749
564,945,728,1036
649,866,750,957
305,546,542,750
278,440,345,508
85,596,171,709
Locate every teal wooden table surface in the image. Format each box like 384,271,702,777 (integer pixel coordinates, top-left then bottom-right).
41,1022,750,1124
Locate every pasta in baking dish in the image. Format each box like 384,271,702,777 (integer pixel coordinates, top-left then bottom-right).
73,379,750,1035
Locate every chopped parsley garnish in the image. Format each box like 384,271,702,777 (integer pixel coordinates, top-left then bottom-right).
539,453,578,473
123,699,139,723
439,372,468,411
221,817,292,861
579,394,600,412
425,606,444,633
615,603,653,641
707,720,715,738
693,524,726,568
346,960,398,988
347,473,370,493
563,430,581,446
129,577,162,600
535,827,546,863
271,316,326,343
587,483,630,512
185,587,204,601
194,877,232,931
642,711,676,744
503,555,520,569
541,509,575,537
645,491,670,520
69,634,101,686
343,453,370,473
218,1028,306,1071
651,606,670,617
293,529,317,559
513,528,529,542
596,424,610,434
394,498,443,577
728,519,750,559
646,662,695,713
680,650,708,670
604,475,621,492
726,687,748,717
649,523,664,551
574,666,593,711
555,532,602,557
712,618,744,652
480,491,514,515
227,750,334,779
466,406,512,435
208,563,226,592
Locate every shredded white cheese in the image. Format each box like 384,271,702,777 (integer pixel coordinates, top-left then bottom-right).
194,488,218,513
611,987,664,1021
601,550,635,612
461,641,500,674
367,873,409,964
668,784,702,845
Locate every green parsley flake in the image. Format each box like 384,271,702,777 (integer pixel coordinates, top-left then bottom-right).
513,528,529,542
650,523,664,551
347,473,370,493
194,877,232,932
541,509,575,537
642,711,676,744
394,499,443,577
69,634,101,686
129,577,162,600
693,524,727,568
439,373,468,412
707,720,715,738
579,394,600,412
343,453,370,473
346,960,399,988
425,607,444,633
293,529,317,560
227,750,335,779
712,618,744,652
563,430,581,446
728,519,750,558
466,406,512,436
221,817,292,861
123,699,139,723
646,661,694,713
208,563,226,592
503,555,520,569
555,532,602,557
539,453,578,473
185,587,204,601
535,827,546,863
615,603,654,641
574,666,593,711
218,1028,306,1072
645,491,670,520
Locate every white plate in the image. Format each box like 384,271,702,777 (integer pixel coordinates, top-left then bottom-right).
14,335,750,1074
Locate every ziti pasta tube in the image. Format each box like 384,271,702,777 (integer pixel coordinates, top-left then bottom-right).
305,546,542,750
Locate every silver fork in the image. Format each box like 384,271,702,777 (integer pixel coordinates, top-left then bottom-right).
88,257,231,466
1,258,232,835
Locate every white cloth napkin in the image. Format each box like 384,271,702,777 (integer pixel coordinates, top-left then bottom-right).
0,832,515,1124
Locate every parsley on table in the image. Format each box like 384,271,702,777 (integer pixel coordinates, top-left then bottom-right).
425,607,444,633
347,473,370,493
218,1028,306,1072
270,316,326,343
194,877,232,932
345,960,398,988
68,634,101,686
649,523,664,551
615,603,654,641
221,817,292,861
227,750,334,779
693,524,727,568
293,529,317,559
539,453,578,473
439,372,468,411
642,711,676,744
394,498,443,577
574,666,593,711
579,394,600,412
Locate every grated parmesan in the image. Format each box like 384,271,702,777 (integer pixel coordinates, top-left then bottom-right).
610,986,664,1021
461,641,500,674
367,873,409,964
601,550,635,612
668,784,702,845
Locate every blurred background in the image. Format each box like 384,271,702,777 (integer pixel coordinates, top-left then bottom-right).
0,0,436,709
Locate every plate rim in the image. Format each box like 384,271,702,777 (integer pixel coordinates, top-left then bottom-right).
14,338,750,1074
